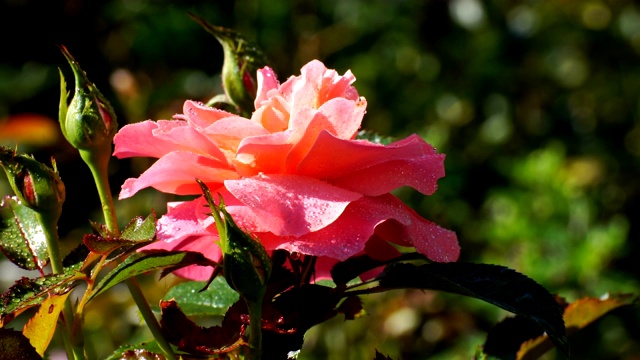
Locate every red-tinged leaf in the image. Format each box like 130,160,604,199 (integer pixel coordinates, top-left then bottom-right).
515,294,637,360
160,299,244,355
88,250,218,302
83,212,157,256
83,234,144,255
0,328,42,360
0,196,49,272
62,243,102,273
261,284,345,357
89,220,111,238
22,291,71,355
0,271,86,326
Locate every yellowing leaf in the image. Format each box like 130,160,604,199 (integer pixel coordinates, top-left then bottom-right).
22,291,71,355
516,294,637,360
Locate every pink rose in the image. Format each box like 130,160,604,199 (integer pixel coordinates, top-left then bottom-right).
113,60,459,280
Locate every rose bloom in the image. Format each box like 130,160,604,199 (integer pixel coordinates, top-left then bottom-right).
113,60,459,280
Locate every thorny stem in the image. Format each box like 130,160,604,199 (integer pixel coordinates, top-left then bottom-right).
80,148,177,360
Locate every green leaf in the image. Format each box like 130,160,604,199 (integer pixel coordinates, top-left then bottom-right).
120,211,157,242
163,278,239,317
0,196,49,271
0,328,42,360
84,213,157,255
0,270,87,325
88,250,218,302
374,262,569,357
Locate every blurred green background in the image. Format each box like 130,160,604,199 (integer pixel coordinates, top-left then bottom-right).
1,0,639,359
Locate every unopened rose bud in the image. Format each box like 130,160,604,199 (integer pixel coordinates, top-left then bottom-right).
58,45,117,152
198,180,271,302
0,147,65,216
190,15,269,115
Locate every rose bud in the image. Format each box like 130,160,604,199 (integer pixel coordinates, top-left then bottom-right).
58,45,117,153
190,15,269,115
0,147,65,216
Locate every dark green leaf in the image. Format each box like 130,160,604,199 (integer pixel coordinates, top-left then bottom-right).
0,196,49,271
0,328,42,360
163,278,239,317
0,270,87,324
375,262,569,357
331,252,425,286
88,250,218,302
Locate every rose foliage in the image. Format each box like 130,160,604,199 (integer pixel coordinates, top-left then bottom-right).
113,60,460,280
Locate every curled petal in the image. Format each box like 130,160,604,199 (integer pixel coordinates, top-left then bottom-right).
281,60,359,115
297,132,444,196
119,151,238,198
256,194,459,262
113,120,227,163
254,66,280,109
182,100,244,129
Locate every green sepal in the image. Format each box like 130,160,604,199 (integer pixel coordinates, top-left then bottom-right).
197,180,272,303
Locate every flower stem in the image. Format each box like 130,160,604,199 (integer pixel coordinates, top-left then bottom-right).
247,299,263,360
37,211,84,360
79,148,177,360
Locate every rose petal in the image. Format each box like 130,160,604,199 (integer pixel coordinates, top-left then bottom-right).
255,194,459,262
224,174,362,237
235,131,293,176
182,100,244,129
297,132,444,196
254,67,280,109
119,151,238,198
285,98,366,171
141,198,221,281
